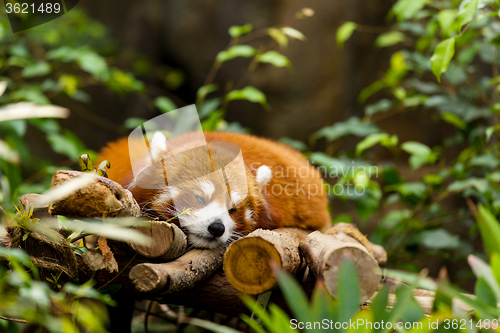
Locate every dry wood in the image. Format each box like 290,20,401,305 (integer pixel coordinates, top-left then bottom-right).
19,194,53,219
325,223,387,266
300,231,381,302
129,246,225,294
126,221,187,261
223,228,303,295
48,170,140,218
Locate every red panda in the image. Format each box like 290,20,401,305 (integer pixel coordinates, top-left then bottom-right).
99,131,331,248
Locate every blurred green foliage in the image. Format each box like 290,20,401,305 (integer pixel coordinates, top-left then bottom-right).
317,0,500,278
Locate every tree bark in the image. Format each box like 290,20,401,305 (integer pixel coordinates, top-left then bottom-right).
126,221,187,261
48,170,140,218
223,228,304,295
129,246,225,294
299,231,381,302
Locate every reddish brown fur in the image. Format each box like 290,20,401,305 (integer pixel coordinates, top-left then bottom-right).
99,132,331,233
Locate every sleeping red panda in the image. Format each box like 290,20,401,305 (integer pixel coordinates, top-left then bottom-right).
98,131,331,248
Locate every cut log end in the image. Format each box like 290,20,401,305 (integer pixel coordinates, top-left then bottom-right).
300,231,381,302
223,236,281,295
322,246,381,301
127,221,187,260
129,263,170,293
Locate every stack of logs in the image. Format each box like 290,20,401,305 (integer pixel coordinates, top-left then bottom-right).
5,170,387,316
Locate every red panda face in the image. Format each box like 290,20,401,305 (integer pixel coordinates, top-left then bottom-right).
152,175,250,248
131,131,270,248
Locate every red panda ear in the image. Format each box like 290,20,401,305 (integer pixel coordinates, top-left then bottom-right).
256,165,272,190
150,131,168,160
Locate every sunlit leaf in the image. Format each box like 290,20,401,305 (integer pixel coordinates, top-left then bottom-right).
154,96,177,113
336,22,356,49
216,45,257,62
476,205,500,256
430,38,455,82
257,51,291,67
228,24,253,38
282,27,306,40
375,31,406,48
456,0,478,33
226,86,269,109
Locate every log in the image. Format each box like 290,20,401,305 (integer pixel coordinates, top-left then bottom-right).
47,170,141,218
299,231,381,302
129,246,225,294
126,221,187,261
19,194,53,219
325,223,387,266
223,228,303,295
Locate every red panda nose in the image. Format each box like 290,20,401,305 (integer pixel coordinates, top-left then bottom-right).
208,220,225,238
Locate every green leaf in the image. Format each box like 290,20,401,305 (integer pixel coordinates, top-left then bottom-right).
196,84,218,104
392,0,430,21
276,270,314,323
448,177,488,193
337,259,361,322
281,27,306,41
336,22,357,49
77,51,108,80
47,133,82,161
22,61,51,78
216,45,257,63
365,99,393,116
279,137,308,152
228,24,253,38
154,96,177,113
124,117,147,129
268,28,288,48
198,98,221,119
356,133,389,156
401,141,438,169
430,38,455,83
314,117,379,143
441,112,466,130
437,9,458,36
257,51,291,68
475,277,498,308
375,31,405,48
226,86,269,109
486,124,500,141
456,0,478,33
412,229,460,249
468,254,500,303
476,205,500,256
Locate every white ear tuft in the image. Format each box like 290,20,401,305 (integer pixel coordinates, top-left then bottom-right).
256,165,272,190
150,131,167,160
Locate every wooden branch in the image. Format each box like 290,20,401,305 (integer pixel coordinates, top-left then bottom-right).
126,221,187,261
19,194,53,219
48,170,141,218
223,228,303,295
129,246,226,294
325,223,387,266
299,231,381,302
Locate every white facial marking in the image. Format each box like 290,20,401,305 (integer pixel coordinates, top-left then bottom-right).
256,165,272,190
150,131,167,160
245,209,253,222
231,191,242,206
178,201,235,249
199,181,215,199
157,186,179,202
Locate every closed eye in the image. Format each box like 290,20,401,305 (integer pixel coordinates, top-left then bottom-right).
196,195,206,205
